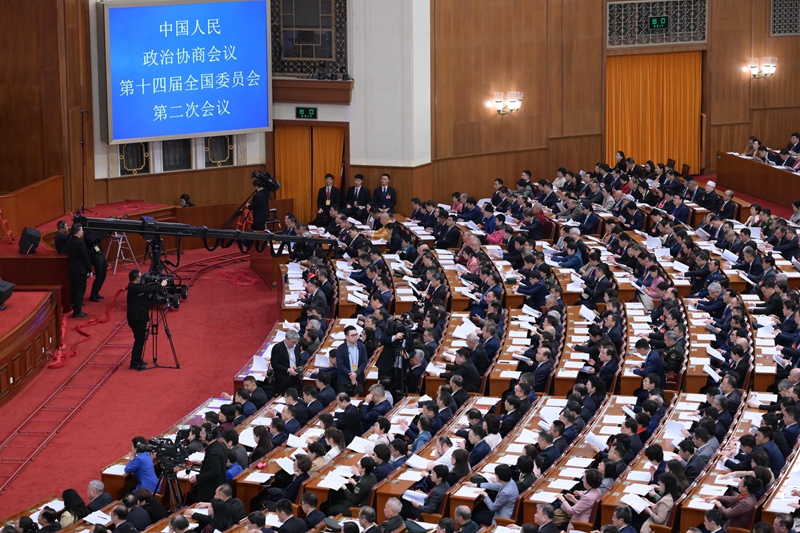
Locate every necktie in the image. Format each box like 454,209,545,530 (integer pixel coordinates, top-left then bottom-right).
355,187,359,197
326,187,330,199
383,187,386,194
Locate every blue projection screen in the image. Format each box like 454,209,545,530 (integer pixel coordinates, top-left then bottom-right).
101,0,271,144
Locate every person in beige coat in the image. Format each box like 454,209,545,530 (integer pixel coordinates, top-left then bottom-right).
640,472,681,533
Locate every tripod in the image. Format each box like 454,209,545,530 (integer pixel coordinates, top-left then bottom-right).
222,191,255,230
142,297,181,370
157,461,188,512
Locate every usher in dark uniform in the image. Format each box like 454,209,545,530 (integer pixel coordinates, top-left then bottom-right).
83,229,108,301
66,232,92,316
127,273,162,369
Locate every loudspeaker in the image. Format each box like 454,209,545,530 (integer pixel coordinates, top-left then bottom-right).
19,227,41,254
0,280,14,310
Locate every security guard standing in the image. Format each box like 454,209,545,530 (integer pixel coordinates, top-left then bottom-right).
83,227,108,301
66,224,93,318
126,269,167,370
54,220,69,254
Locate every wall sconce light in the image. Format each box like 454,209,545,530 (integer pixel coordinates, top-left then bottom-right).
493,91,523,115
749,57,777,79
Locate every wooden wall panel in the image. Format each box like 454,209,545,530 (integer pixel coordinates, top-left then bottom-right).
547,135,604,178
709,124,753,168
0,176,65,236
751,108,800,149
433,0,549,160
707,0,753,126
561,0,604,136
0,0,63,193
96,164,262,208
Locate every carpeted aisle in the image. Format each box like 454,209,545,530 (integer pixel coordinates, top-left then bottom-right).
0,249,278,512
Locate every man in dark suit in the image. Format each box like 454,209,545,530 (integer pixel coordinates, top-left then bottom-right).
315,373,336,406
343,174,371,220
435,215,460,249
270,329,302,396
700,181,721,211
669,195,690,225
300,277,328,318
360,384,392,433
336,326,369,395
457,197,483,223
578,203,600,235
66,224,93,317
499,396,522,437
190,427,227,502
374,174,397,213
86,480,114,512
594,347,619,392
532,504,559,533
716,189,737,220
537,431,561,472
440,350,480,392
449,375,470,409
334,393,362,444
532,348,553,392
314,173,340,225
404,349,427,394
300,493,325,529
468,426,491,467
266,499,307,533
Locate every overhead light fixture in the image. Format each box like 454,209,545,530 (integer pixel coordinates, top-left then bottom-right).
750,57,777,79
493,91,523,115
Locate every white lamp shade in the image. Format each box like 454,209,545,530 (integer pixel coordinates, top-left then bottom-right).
763,57,777,76
749,57,759,76
494,92,505,111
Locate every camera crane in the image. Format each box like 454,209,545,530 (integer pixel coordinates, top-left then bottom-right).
78,216,340,257
78,216,339,370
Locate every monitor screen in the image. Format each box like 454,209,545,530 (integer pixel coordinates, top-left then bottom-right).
100,0,271,143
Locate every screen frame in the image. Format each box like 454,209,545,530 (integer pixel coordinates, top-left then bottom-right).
99,0,272,145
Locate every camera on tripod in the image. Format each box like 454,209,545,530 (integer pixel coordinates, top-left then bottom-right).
252,170,281,194
141,271,188,309
387,313,415,342
144,432,189,467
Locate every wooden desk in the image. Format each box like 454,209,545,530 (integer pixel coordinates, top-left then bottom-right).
717,152,800,214
519,393,632,525
677,396,757,531
1,495,62,525
372,396,500,522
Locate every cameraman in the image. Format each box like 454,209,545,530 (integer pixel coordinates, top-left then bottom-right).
124,436,158,492
127,270,167,371
247,177,271,231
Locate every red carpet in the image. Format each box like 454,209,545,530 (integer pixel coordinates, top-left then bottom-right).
0,248,278,512
0,292,49,337
34,200,173,234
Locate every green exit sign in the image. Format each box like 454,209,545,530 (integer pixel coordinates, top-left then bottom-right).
295,107,318,119
649,16,669,30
